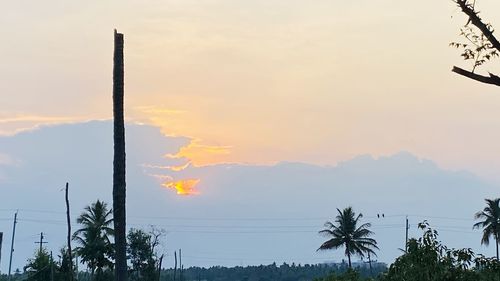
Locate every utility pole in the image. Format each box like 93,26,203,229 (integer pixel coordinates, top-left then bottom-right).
65,182,74,281
8,211,18,281
35,232,48,254
405,216,409,253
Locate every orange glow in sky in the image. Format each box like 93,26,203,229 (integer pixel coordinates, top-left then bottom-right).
2,0,500,183
162,179,201,195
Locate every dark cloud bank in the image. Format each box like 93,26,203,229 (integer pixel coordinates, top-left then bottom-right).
0,121,497,271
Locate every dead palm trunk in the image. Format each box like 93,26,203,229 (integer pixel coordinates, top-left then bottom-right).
113,29,127,281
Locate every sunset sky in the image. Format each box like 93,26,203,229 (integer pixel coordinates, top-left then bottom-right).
2,0,500,270
2,1,500,177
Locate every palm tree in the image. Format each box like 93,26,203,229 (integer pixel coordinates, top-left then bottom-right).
73,200,114,280
473,198,500,260
318,207,378,268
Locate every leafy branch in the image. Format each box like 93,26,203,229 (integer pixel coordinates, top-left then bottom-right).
451,0,500,86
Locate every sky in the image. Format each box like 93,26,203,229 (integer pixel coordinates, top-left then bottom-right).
0,122,498,272
1,0,500,272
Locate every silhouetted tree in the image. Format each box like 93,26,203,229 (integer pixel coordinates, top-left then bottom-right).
127,229,158,281
450,0,500,86
24,249,51,281
73,200,114,280
381,221,500,281
474,198,500,260
318,207,378,268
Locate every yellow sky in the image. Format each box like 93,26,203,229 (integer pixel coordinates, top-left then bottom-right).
2,1,500,180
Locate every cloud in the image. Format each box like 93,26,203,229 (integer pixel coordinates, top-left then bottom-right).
133,106,187,116
163,179,200,195
169,140,232,166
0,121,499,271
0,113,85,136
0,153,18,166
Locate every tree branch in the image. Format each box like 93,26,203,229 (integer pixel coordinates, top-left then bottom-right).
452,66,500,86
455,0,500,52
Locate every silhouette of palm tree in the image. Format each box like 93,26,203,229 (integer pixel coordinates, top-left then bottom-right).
474,198,500,260
318,207,378,268
73,200,114,280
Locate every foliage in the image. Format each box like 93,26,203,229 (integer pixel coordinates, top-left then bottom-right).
318,207,378,268
450,0,500,86
380,221,500,281
314,269,372,281
58,247,77,280
450,0,499,71
21,247,77,281
450,25,499,72
23,249,52,281
159,263,386,281
473,198,500,259
73,200,115,280
127,228,162,281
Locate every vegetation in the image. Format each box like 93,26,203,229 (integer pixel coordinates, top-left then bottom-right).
73,200,115,280
473,198,500,260
23,249,52,281
127,228,164,281
318,207,378,268
21,247,77,281
314,269,372,281
380,221,500,281
3,199,500,281
450,0,500,86
160,262,386,281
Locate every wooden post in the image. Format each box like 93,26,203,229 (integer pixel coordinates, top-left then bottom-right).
113,29,127,281
179,249,182,281
173,251,177,281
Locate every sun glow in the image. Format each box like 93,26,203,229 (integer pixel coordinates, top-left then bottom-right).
165,139,232,167
162,179,200,195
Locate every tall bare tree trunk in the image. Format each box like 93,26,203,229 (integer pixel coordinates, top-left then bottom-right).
113,29,127,281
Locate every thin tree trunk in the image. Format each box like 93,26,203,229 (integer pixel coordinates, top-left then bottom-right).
113,29,127,281
346,244,352,268
157,254,164,281
496,234,499,261
65,182,74,281
173,251,177,281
